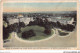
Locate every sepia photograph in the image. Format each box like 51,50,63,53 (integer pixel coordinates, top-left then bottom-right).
3,2,77,48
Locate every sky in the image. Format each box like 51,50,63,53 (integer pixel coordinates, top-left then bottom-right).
3,2,77,12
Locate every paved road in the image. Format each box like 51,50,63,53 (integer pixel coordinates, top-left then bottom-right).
3,28,77,48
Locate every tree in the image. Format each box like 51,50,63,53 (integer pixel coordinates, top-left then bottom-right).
44,29,51,35
19,22,25,27
22,29,36,39
3,26,9,40
57,21,61,28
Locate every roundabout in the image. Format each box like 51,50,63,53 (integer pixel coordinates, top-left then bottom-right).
15,25,55,42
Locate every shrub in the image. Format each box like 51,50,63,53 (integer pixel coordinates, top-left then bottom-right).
22,29,36,39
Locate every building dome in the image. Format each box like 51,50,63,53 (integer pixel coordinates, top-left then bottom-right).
17,14,23,18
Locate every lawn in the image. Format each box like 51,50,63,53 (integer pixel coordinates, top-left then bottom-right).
17,25,54,41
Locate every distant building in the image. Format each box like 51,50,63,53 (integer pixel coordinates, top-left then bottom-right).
47,18,52,21
17,14,24,18
51,17,74,25
67,18,74,24
30,17,34,21
17,14,34,25
7,18,19,25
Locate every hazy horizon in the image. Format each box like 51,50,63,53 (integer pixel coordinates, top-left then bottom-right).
3,2,77,12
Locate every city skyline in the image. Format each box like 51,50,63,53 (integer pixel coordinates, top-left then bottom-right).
3,2,77,12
